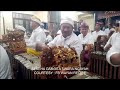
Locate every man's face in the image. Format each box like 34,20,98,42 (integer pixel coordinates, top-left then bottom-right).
60,23,73,38
95,24,101,30
80,27,88,35
30,21,38,30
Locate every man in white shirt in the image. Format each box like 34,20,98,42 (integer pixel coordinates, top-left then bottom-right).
106,32,120,67
92,22,106,42
26,16,46,49
78,23,94,45
0,45,12,79
36,18,83,62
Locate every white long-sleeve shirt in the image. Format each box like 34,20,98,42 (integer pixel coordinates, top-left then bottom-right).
0,45,12,79
78,33,94,45
92,30,106,42
26,26,46,49
48,32,83,58
106,32,120,67
56,30,62,36
104,32,118,50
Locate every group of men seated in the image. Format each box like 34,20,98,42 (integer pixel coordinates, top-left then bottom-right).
78,21,120,67
0,16,120,79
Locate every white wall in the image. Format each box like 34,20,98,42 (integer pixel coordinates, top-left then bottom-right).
0,11,48,35
0,12,13,35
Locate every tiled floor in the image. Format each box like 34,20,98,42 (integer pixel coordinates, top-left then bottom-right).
69,71,104,79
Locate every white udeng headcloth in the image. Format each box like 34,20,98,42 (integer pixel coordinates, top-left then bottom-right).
60,18,74,27
31,16,41,25
15,25,26,32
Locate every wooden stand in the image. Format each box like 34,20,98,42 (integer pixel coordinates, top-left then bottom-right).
89,52,120,79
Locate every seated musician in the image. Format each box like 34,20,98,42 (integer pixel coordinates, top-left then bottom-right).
36,18,83,65
106,33,120,67
78,23,94,67
106,22,120,67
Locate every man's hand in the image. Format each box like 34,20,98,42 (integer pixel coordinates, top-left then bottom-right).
36,43,48,51
104,44,112,51
36,43,42,51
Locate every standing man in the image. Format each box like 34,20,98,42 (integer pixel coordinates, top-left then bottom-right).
92,22,106,42
26,16,46,49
